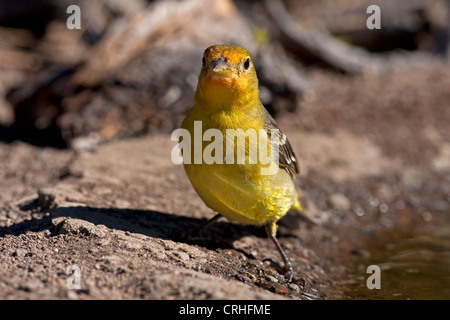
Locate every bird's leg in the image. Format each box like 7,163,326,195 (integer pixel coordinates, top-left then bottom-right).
197,213,222,234
181,213,222,240
265,222,293,278
265,222,306,286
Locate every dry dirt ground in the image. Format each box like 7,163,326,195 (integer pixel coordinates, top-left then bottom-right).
0,63,449,300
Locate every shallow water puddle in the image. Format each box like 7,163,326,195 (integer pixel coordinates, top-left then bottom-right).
341,222,450,299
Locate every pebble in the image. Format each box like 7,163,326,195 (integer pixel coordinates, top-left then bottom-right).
174,251,190,262
20,279,43,292
288,283,300,292
53,217,107,238
38,188,57,210
264,275,278,283
12,248,28,257
271,282,289,295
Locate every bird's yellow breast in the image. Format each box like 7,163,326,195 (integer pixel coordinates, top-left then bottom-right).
181,107,296,226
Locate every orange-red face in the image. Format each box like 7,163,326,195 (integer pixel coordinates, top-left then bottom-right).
197,45,258,96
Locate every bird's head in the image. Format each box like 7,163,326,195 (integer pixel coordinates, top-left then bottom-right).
195,45,259,108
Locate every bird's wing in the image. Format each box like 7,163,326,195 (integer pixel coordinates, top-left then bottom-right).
263,113,299,178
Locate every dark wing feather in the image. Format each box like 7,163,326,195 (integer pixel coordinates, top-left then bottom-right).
264,115,299,177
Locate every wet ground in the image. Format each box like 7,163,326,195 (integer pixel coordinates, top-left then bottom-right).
343,221,450,299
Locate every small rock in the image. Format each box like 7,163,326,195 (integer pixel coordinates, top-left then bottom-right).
20,279,44,292
264,275,278,283
66,290,79,300
12,248,28,257
123,240,142,250
43,229,52,238
151,248,167,261
54,218,74,234
38,187,86,211
259,280,289,295
53,217,107,238
38,188,58,210
288,283,300,292
271,282,289,295
79,225,107,238
6,211,18,219
174,251,190,262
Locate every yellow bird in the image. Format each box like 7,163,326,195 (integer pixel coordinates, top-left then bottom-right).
181,44,311,281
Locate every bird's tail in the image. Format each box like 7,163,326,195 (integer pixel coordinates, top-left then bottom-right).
290,190,317,224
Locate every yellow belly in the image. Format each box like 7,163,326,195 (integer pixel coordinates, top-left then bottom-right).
184,161,296,226
181,105,296,225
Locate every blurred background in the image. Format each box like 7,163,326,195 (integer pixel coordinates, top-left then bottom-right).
0,0,449,148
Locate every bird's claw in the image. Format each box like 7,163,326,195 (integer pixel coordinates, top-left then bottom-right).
283,266,307,289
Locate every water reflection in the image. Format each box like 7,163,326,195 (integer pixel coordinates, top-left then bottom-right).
342,223,450,299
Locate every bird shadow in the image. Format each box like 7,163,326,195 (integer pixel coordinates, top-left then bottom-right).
0,199,270,252
54,205,264,250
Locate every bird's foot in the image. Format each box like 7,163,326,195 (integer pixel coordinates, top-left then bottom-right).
283,265,307,289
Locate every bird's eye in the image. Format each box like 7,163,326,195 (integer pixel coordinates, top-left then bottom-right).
243,57,250,70
202,57,205,67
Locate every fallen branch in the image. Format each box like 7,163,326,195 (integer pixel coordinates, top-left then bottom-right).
264,0,441,73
